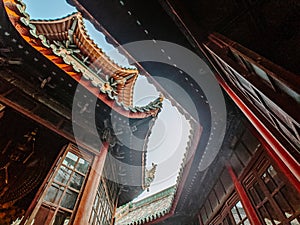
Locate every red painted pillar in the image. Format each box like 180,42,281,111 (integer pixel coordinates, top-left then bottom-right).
73,143,109,225
250,128,300,193
226,164,262,225
216,75,300,192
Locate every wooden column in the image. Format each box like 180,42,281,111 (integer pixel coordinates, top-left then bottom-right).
226,164,261,225
73,142,109,225
216,75,300,191
0,103,5,119
197,214,203,225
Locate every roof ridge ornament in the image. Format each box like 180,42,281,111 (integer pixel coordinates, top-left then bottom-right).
66,17,78,48
144,162,157,191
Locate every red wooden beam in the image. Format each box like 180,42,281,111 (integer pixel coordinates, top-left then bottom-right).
216,74,300,192
226,164,262,225
0,96,99,155
73,142,109,225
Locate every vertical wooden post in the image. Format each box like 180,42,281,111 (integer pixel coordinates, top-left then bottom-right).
0,103,5,119
73,142,109,225
216,74,300,190
197,214,203,225
226,164,261,225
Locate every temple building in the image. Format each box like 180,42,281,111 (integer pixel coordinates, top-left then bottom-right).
0,1,163,224
0,0,299,225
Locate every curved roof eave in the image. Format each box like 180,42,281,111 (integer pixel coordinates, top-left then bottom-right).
3,0,163,119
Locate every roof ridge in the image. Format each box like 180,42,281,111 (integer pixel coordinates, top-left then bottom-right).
74,12,138,72
29,11,80,23
30,10,137,72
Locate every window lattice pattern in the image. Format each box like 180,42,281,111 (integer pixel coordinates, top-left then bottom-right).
32,146,91,225
245,162,300,225
89,178,118,225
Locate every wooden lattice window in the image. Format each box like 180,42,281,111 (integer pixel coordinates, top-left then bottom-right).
207,194,250,225
89,178,118,225
28,144,92,225
89,153,119,225
243,154,300,225
230,201,251,225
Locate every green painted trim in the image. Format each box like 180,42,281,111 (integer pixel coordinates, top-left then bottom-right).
134,186,176,208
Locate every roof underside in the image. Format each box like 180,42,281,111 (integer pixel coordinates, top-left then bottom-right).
64,1,226,224
4,0,163,117
1,0,165,205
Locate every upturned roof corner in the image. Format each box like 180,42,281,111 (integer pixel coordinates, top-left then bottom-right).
3,0,164,118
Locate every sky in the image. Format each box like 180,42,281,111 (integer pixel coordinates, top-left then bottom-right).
23,0,191,201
